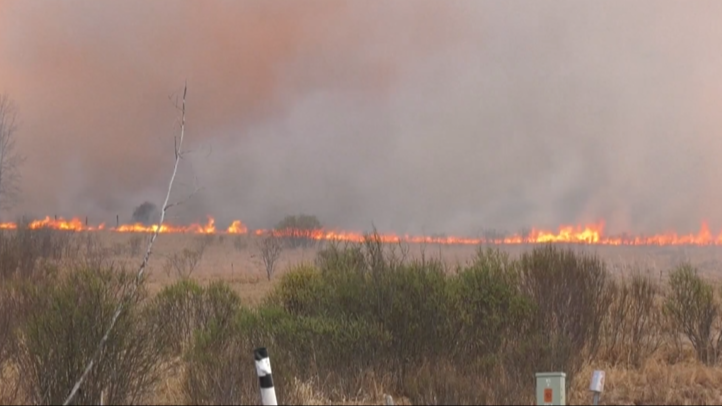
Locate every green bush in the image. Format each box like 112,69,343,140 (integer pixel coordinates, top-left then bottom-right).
266,264,329,316
13,267,166,405
314,241,365,274
183,310,260,405
516,244,613,385
183,304,390,404
266,242,545,403
664,263,721,365
272,241,452,365
149,279,241,356
448,248,534,362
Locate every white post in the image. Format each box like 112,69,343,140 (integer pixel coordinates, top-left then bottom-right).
254,347,278,406
589,370,605,405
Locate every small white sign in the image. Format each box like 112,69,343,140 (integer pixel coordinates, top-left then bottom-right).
589,370,605,393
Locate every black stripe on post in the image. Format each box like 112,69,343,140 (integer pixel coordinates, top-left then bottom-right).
259,375,274,389
254,347,277,405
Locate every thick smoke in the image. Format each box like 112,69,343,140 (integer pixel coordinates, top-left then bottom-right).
131,201,159,226
2,1,722,235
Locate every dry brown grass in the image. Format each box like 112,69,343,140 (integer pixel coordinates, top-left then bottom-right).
568,353,722,405
149,354,722,405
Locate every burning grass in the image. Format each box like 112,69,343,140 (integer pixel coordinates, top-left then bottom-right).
3,225,722,404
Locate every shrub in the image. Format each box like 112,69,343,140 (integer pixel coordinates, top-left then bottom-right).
602,272,664,367
183,312,261,405
149,279,242,357
266,264,328,316
406,248,537,405
13,266,166,405
0,221,75,279
183,304,390,405
148,279,204,357
269,244,542,403
664,263,721,365
314,241,365,274
448,248,533,362
162,245,205,280
70,232,114,270
516,244,613,385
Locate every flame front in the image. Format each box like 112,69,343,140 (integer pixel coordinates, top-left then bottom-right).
227,220,248,234
4,215,722,246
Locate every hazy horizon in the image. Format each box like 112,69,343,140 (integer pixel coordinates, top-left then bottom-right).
2,1,722,236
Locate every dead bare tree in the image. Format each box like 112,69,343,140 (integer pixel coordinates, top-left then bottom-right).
0,94,25,211
163,241,206,280
259,233,282,281
63,83,194,405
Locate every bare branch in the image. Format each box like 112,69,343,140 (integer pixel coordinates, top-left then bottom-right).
162,241,205,280
163,184,202,212
63,82,191,406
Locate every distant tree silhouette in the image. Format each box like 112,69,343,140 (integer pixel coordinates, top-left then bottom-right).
131,201,159,225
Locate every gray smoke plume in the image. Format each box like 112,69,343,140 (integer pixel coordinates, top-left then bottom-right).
131,201,159,226
1,1,722,236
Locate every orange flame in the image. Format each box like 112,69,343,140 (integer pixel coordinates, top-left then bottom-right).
227,220,248,234
114,216,216,234
2,216,722,246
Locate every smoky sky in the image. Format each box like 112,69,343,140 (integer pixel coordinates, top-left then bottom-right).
2,0,722,236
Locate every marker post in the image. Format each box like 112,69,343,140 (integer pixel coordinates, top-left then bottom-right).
589,370,605,405
254,347,278,406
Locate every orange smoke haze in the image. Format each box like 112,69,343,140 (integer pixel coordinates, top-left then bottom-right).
4,2,722,236
7,215,722,246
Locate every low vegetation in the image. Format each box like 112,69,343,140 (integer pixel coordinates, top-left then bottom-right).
1,223,722,404
162,243,206,280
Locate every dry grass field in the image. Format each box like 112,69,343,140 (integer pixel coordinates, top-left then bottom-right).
128,231,722,300
4,228,722,405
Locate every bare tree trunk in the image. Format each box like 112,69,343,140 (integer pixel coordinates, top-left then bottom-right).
63,83,193,405
259,233,283,281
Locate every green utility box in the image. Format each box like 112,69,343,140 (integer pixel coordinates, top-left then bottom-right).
535,372,566,405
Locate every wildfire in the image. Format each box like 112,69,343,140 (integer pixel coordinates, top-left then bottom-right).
2,216,722,246
227,220,248,234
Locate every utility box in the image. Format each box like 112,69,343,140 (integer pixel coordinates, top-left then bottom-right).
535,372,566,405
